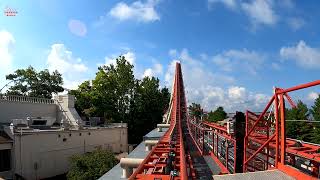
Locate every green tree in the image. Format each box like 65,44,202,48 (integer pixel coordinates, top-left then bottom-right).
67,149,119,180
310,95,320,144
188,103,203,120
160,88,170,112
128,77,170,143
310,94,320,121
207,106,227,122
85,56,135,122
5,66,64,98
69,81,93,117
286,100,313,142
71,56,170,144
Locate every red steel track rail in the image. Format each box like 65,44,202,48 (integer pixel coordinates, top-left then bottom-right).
129,63,190,180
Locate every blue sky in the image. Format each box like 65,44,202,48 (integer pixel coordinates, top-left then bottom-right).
0,0,319,111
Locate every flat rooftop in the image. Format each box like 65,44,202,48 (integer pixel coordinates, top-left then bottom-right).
99,128,167,180
2,123,127,135
0,135,12,144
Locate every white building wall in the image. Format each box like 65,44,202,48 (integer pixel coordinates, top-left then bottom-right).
13,127,127,180
0,101,57,124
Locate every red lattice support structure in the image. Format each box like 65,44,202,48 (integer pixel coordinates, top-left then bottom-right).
243,80,320,180
129,62,191,180
202,121,236,174
187,112,245,175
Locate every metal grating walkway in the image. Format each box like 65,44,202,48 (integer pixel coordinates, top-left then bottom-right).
212,170,295,180
184,128,214,179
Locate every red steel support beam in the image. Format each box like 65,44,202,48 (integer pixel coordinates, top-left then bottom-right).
234,142,236,172
226,143,229,168
245,95,275,138
266,111,270,169
283,92,296,108
244,80,320,179
276,80,320,94
274,92,279,168
202,129,205,155
212,131,215,154
279,93,286,164
244,134,276,165
243,111,248,172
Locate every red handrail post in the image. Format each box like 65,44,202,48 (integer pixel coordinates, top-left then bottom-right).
243,111,248,172
202,128,205,155
279,93,286,165
274,89,279,168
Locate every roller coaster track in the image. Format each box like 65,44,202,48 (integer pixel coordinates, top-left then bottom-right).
129,62,191,179
129,62,320,180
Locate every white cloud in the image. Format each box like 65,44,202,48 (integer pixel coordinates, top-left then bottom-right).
280,40,320,69
0,30,15,71
47,44,89,89
228,86,246,101
164,50,234,88
208,0,237,9
287,17,305,31
143,63,163,78
123,52,136,64
143,68,153,78
68,19,87,37
102,51,149,78
200,53,208,60
168,49,178,57
308,92,319,101
164,49,268,112
104,51,136,66
252,93,269,108
279,0,294,9
0,30,15,87
271,62,281,70
208,0,298,30
212,49,265,74
241,0,277,26
109,0,160,22
188,84,269,112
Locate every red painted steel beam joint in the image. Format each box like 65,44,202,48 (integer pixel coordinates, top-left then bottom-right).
279,93,286,165
244,134,276,165
274,90,279,168
276,80,320,94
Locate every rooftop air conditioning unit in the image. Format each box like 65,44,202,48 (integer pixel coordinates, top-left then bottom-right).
12,119,28,127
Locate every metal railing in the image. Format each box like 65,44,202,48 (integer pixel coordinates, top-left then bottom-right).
0,94,54,104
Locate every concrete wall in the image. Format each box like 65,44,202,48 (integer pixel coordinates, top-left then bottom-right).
13,127,128,180
55,95,82,128
0,101,57,124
